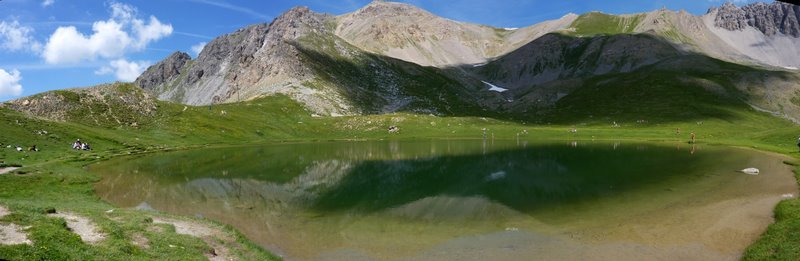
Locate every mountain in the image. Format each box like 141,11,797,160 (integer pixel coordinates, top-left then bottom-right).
335,0,577,67
135,7,497,116
705,2,800,68
133,1,800,122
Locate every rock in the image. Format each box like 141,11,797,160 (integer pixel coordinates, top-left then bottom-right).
741,168,760,175
711,2,800,37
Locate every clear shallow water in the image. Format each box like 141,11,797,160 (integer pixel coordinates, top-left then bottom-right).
91,141,797,260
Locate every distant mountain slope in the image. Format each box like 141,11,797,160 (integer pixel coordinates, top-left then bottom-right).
703,2,800,68
558,2,800,69
335,0,576,67
475,33,682,90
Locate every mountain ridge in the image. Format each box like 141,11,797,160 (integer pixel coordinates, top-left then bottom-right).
120,1,800,122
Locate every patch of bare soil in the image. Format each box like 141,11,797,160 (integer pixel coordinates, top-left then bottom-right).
0,223,31,245
0,167,19,175
49,212,106,244
0,205,9,218
130,232,150,249
153,217,234,261
0,205,31,245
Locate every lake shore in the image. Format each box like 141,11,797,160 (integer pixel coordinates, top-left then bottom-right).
2,99,800,259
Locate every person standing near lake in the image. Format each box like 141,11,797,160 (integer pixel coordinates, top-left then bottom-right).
690,132,696,144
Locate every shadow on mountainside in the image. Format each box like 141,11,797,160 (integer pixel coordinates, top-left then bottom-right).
290,41,514,120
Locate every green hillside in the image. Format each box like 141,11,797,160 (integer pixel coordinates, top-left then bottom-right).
567,12,645,36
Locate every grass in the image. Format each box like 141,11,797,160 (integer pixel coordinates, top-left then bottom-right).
1,78,800,259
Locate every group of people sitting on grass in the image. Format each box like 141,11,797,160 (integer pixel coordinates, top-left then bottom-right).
72,139,91,151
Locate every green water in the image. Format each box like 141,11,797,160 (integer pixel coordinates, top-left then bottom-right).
91,141,797,260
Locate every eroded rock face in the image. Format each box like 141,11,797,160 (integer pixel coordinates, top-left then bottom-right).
135,52,191,92
711,2,800,37
135,7,333,107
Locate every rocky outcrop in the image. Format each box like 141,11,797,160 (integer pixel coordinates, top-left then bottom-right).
710,2,800,37
135,51,191,92
135,7,334,107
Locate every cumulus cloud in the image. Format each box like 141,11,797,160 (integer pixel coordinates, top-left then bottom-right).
42,2,172,64
42,0,55,7
0,69,23,97
95,59,150,82
190,42,207,56
0,20,43,53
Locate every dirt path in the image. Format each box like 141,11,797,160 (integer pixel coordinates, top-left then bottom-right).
0,205,31,246
153,217,234,261
0,167,19,175
49,212,106,244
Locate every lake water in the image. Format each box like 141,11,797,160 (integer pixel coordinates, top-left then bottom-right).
91,140,797,260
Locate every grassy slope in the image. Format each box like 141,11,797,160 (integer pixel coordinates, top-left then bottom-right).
567,12,645,36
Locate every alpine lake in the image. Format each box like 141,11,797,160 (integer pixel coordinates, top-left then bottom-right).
90,140,797,260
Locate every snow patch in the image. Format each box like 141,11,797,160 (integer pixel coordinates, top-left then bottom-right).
783,66,798,70
472,62,487,68
503,28,518,31
482,81,508,93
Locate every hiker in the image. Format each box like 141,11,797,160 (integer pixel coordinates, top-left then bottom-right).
29,145,38,152
81,142,91,151
72,139,82,150
690,132,696,144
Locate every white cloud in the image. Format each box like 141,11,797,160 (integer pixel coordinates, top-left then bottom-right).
96,59,150,82
0,69,23,97
42,0,55,7
132,16,173,49
0,20,42,53
42,2,172,64
190,42,206,56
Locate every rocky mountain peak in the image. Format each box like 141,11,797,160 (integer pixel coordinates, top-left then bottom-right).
135,51,191,91
710,1,800,37
270,6,331,40
353,0,431,19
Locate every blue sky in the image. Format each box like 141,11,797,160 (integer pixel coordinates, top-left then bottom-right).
0,0,770,100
